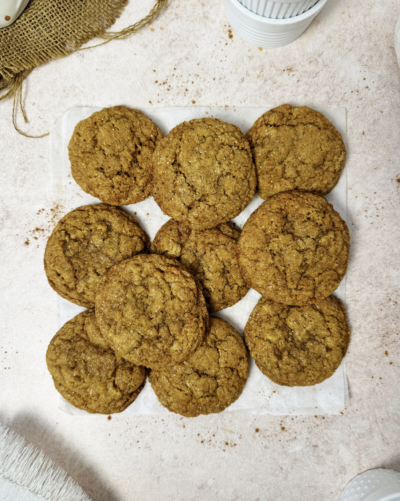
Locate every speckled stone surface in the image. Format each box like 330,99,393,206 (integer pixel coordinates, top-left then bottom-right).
1,1,400,500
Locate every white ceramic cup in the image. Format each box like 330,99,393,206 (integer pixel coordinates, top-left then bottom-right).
224,0,328,48
0,0,30,29
340,469,400,501
238,0,319,20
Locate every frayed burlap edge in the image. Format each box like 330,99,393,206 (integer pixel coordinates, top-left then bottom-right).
0,0,167,138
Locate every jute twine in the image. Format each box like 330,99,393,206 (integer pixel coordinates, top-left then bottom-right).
0,0,167,138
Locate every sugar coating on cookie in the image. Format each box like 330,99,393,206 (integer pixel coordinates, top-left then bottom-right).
246,104,346,200
244,295,350,386
149,317,249,417
150,219,249,312
237,191,350,305
46,310,146,414
152,118,257,230
44,204,149,308
69,106,164,205
95,254,209,368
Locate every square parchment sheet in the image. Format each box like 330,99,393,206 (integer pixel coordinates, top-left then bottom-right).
50,105,349,416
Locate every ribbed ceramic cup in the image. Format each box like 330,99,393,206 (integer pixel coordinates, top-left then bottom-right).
340,469,400,501
224,0,328,48
238,0,319,19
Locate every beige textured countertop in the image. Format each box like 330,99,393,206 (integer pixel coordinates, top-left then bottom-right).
1,1,400,500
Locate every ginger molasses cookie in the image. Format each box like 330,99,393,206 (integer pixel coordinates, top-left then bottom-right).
44,204,149,308
149,317,249,417
150,219,249,312
69,106,164,205
152,118,257,230
237,191,350,305
95,254,209,368
46,310,146,414
246,104,346,200
244,295,350,386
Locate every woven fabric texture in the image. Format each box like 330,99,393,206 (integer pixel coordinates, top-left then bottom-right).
0,0,167,136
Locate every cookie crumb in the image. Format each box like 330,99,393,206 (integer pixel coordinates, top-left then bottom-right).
255,428,259,433
107,416,112,420
385,351,389,356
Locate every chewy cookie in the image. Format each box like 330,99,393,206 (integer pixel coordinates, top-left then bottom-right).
237,191,350,305
246,104,346,200
44,204,149,308
46,310,146,414
152,118,257,230
149,317,249,417
95,254,209,368
244,295,350,386
69,106,164,205
150,219,249,312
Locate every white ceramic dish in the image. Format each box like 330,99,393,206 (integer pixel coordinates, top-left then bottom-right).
0,0,30,29
224,0,328,48
238,0,318,20
340,469,400,501
394,15,400,69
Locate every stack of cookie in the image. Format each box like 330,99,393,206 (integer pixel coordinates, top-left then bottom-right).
44,103,351,417
44,107,251,417
241,105,351,387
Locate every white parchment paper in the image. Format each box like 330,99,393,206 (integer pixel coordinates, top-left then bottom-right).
50,105,349,416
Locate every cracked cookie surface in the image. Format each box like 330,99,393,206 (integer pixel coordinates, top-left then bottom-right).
244,295,350,386
95,254,209,368
46,310,146,414
149,317,249,417
152,118,257,230
150,219,249,312
44,203,149,308
69,106,164,205
237,191,350,305
246,104,346,200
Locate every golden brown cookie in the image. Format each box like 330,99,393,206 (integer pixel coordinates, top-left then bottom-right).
46,310,146,414
149,317,249,417
68,106,164,205
152,118,257,230
44,204,149,308
246,104,346,200
95,254,209,368
244,295,350,386
150,219,249,312
237,191,350,305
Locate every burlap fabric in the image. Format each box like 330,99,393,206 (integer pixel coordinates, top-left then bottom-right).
0,0,167,137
